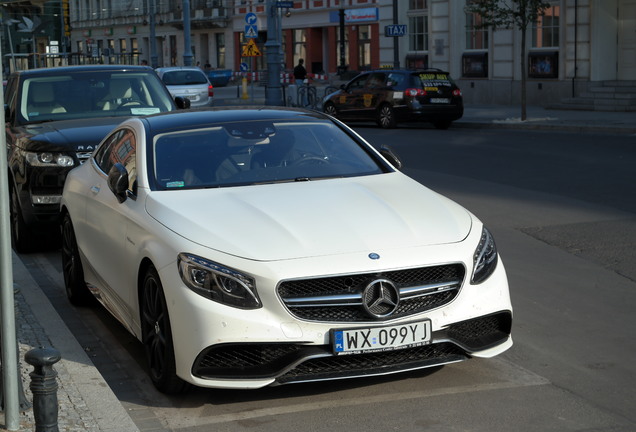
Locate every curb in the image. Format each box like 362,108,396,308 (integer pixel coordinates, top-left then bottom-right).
12,252,140,432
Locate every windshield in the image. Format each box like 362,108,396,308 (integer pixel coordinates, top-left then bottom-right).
153,118,386,189
20,71,174,124
162,70,208,86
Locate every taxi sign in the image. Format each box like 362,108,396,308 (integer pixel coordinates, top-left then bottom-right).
242,39,262,57
385,24,407,37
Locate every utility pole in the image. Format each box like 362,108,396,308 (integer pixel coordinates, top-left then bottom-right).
393,0,400,69
149,0,158,68
182,0,193,66
338,8,346,76
0,42,21,431
264,0,283,106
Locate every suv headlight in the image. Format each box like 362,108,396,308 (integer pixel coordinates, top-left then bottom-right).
178,253,261,309
471,226,498,284
25,151,75,167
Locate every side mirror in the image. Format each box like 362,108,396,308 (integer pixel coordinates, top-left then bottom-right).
174,96,191,109
379,146,402,170
107,163,129,203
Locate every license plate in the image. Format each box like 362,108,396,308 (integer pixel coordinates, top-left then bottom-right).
430,98,450,103
186,95,198,101
332,320,431,355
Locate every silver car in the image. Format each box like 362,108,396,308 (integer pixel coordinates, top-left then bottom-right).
156,66,213,107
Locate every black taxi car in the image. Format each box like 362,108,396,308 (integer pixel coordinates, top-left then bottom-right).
323,69,463,129
4,65,190,252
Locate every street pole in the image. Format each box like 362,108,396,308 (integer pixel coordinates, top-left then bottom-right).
338,8,346,76
149,0,158,68
265,0,283,106
392,0,400,69
0,46,21,431
182,0,193,66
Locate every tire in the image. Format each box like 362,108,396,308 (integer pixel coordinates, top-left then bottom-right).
61,213,94,306
377,104,397,129
434,120,452,130
141,266,189,394
10,186,37,253
323,102,338,118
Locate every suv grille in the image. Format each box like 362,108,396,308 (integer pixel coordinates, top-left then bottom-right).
278,264,465,322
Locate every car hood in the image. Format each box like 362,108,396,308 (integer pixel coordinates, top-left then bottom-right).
145,173,473,261
16,117,124,152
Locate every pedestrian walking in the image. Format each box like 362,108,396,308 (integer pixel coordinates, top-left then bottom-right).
294,59,307,84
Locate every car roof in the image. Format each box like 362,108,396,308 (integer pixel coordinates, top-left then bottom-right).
156,67,206,73
363,68,451,75
10,64,154,77
141,107,328,135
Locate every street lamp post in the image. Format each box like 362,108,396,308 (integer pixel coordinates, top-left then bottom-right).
264,0,283,106
148,0,158,68
182,0,193,66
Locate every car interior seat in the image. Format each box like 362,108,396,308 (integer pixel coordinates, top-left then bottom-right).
27,82,67,116
101,80,138,110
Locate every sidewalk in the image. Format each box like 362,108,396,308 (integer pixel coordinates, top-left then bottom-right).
2,103,634,431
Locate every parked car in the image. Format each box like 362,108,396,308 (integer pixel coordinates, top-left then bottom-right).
323,69,464,129
60,106,512,394
156,66,214,107
4,65,190,252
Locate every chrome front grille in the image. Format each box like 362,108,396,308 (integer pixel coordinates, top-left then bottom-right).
278,264,465,322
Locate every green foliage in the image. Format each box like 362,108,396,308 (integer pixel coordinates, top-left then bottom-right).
465,0,552,31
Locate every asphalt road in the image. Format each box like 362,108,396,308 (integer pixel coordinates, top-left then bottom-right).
21,126,636,432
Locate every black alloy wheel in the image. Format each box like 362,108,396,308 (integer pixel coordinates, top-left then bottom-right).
61,213,94,306
377,104,397,129
141,266,189,394
323,102,338,118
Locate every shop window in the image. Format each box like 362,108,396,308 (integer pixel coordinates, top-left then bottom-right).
293,29,306,68
216,33,225,68
462,52,488,78
406,55,428,69
528,51,558,78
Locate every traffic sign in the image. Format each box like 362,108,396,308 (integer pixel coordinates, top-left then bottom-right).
240,62,248,72
276,1,293,7
385,24,407,37
245,12,257,25
245,25,258,38
242,39,262,57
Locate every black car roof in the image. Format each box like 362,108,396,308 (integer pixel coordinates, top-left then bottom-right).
363,68,451,74
11,65,154,77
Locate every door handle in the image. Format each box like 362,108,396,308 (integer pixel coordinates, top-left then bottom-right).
90,186,100,194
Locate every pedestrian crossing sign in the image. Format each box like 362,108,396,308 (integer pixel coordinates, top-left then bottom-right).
242,39,262,57
245,25,257,38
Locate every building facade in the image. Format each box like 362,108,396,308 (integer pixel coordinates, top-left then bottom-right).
2,0,634,107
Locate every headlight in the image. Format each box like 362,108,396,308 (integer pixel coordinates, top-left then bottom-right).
471,226,498,284
25,152,75,167
178,253,261,309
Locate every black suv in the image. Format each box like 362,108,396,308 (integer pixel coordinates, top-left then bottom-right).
4,65,190,252
323,69,463,129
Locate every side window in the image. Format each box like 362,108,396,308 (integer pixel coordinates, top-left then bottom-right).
365,73,386,89
93,128,137,192
348,75,368,91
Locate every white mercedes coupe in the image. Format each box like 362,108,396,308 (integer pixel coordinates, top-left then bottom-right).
60,107,512,394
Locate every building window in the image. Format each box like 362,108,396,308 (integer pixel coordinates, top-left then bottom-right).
119,39,127,53
533,2,560,48
466,10,488,50
409,0,427,10
292,29,306,67
358,25,371,70
216,33,225,68
409,15,428,51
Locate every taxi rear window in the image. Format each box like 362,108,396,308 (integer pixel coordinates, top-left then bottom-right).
413,72,453,89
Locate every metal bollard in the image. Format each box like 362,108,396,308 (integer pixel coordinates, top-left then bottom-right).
25,348,61,432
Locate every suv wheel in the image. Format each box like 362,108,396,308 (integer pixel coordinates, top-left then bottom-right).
10,187,37,253
377,104,397,129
